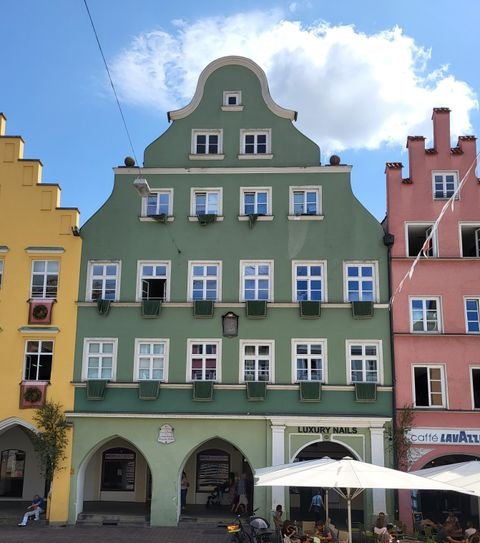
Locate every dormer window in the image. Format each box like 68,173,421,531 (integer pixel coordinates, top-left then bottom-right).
222,91,243,110
239,129,272,159
190,130,224,160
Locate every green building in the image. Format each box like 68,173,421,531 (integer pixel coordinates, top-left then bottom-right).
68,56,393,527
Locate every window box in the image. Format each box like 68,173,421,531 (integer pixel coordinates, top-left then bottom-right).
138,380,160,400
96,299,112,316
193,300,214,318
197,214,217,226
141,299,161,318
246,381,266,401
19,381,47,409
245,300,267,319
87,379,108,400
193,381,214,401
352,301,374,319
299,381,322,402
151,213,168,223
354,382,377,402
299,301,321,319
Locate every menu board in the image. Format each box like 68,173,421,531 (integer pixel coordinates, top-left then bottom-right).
196,449,230,493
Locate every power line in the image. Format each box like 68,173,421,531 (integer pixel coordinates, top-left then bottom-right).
83,0,139,166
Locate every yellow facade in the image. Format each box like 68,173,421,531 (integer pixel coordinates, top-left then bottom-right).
0,113,81,523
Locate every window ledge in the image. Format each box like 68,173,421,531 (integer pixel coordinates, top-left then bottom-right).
188,215,224,222
237,154,273,160
18,326,60,334
411,331,442,335
288,214,324,221
238,215,274,221
139,216,174,222
189,154,225,161
221,105,244,112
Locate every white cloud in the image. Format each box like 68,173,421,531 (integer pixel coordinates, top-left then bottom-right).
110,11,478,154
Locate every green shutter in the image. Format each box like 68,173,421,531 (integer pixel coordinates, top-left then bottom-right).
193,300,214,318
245,300,267,319
141,299,161,318
299,301,321,319
351,301,374,319
87,379,107,400
138,380,160,400
246,381,267,401
299,381,322,402
96,299,112,316
193,381,214,401
354,382,377,402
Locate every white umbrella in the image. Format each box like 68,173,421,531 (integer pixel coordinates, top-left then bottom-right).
255,456,476,543
412,460,480,496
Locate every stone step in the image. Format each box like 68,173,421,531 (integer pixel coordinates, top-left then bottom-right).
76,513,149,527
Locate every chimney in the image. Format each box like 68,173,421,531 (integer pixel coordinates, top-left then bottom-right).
432,108,451,154
0,113,6,136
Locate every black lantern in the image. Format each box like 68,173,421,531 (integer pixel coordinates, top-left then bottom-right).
222,312,239,337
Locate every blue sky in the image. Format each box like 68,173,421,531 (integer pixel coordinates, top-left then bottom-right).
3,0,479,223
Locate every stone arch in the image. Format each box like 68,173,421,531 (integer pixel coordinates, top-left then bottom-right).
290,438,362,463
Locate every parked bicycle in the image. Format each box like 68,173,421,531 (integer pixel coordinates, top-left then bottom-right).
226,510,273,543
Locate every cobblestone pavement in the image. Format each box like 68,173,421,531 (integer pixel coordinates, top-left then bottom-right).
0,523,231,543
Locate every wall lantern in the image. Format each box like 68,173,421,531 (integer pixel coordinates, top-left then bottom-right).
222,312,239,337
133,177,151,197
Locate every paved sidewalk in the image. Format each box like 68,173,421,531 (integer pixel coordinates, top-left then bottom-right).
0,523,230,543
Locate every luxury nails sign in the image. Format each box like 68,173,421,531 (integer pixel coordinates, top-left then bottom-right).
297,427,358,434
407,428,480,445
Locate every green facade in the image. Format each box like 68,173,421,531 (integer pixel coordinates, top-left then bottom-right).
69,56,393,527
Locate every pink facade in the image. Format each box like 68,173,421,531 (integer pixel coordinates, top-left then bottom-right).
385,109,480,528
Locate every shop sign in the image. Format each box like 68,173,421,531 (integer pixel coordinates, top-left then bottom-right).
158,424,175,444
408,428,480,445
297,427,358,434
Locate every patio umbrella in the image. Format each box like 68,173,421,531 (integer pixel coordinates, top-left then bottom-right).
255,456,476,543
412,460,480,496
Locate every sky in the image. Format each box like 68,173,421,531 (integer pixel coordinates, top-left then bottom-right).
2,0,479,224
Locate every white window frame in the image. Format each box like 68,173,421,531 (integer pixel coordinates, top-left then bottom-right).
464,297,480,333
239,260,274,302
186,339,222,383
133,338,169,382
288,186,323,219
412,364,446,408
239,187,272,218
30,259,60,298
187,261,222,302
459,223,480,257
405,223,438,257
190,129,224,160
239,129,272,159
82,338,118,381
470,366,480,410
136,260,171,302
346,340,383,385
0,259,4,289
86,261,121,302
239,340,275,383
343,261,379,303
24,339,54,381
292,260,327,302
223,91,242,108
409,296,442,333
189,187,223,219
141,189,173,219
432,170,459,200
291,339,327,383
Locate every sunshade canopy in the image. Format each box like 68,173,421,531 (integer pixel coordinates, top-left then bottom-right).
412,460,480,496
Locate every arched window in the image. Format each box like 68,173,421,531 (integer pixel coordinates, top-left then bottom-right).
0,449,26,497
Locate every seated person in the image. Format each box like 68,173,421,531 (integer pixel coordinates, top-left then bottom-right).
282,520,297,543
374,513,387,540
439,521,461,543
445,513,461,531
315,521,338,542
464,522,477,541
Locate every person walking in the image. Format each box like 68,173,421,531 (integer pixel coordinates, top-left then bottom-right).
181,471,189,511
18,494,45,526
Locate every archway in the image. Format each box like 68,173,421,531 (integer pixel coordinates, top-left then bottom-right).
76,436,152,524
414,454,480,526
290,440,362,529
179,437,253,519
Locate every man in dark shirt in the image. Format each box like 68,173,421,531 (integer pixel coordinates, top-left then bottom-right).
18,494,45,526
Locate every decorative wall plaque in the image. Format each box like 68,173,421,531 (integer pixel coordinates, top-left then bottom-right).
158,423,175,444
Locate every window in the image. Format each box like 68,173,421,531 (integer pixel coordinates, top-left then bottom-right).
289,186,322,217
143,190,172,217
465,298,480,333
87,262,120,301
0,259,3,288
292,340,325,382
191,130,222,155
137,261,170,301
410,297,441,333
30,260,59,298
188,262,221,301
134,339,168,381
240,341,274,383
293,261,325,302
240,129,271,156
433,171,458,199
83,339,117,380
188,340,221,382
460,224,480,257
344,262,377,302
413,365,445,407
0,449,25,498
24,340,53,381
471,368,480,409
240,261,273,301
101,448,135,492
347,341,381,384
240,187,271,216
191,188,222,216
223,91,242,106
406,224,437,257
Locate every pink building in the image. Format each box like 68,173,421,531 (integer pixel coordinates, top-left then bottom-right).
385,108,480,528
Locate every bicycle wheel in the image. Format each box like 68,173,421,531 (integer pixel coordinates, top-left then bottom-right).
238,530,252,543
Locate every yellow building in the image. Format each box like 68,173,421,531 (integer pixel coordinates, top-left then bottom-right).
0,113,81,523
